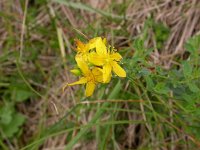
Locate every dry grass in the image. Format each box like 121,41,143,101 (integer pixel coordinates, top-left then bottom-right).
0,0,200,149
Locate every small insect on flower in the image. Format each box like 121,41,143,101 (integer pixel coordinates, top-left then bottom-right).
63,37,126,97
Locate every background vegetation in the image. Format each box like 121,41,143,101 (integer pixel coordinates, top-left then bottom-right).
0,0,200,149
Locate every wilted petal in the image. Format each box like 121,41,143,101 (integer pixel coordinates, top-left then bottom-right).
85,82,96,97
103,64,112,83
75,39,86,52
111,61,126,77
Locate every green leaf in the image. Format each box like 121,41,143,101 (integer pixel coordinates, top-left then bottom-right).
182,61,192,78
185,35,200,55
10,81,35,102
188,82,200,93
186,125,200,140
182,93,193,102
133,38,145,52
1,113,25,138
145,76,154,90
0,105,13,125
152,22,170,49
154,82,169,95
12,88,34,102
139,68,150,76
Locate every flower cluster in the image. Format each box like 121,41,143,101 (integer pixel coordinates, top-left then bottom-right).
63,37,126,97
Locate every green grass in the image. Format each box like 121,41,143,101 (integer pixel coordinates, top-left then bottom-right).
0,0,200,150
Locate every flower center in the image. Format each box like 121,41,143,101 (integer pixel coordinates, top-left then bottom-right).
106,58,110,63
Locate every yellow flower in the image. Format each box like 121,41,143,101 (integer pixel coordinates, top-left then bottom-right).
63,37,126,97
75,37,102,62
88,38,126,83
64,57,103,97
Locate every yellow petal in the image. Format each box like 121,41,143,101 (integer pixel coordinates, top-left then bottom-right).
95,75,103,83
63,77,87,91
110,52,122,61
88,53,105,66
75,56,90,75
92,67,103,83
96,38,107,55
111,61,126,77
103,64,112,83
68,77,87,86
92,67,102,76
85,82,96,97
87,37,101,50
104,72,111,83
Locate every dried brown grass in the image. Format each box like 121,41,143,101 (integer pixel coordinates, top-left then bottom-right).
1,0,200,149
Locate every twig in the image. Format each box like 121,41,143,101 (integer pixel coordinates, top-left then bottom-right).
19,0,28,60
